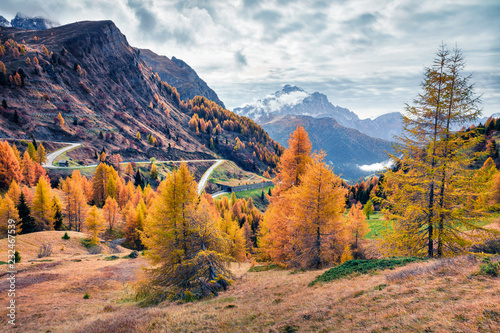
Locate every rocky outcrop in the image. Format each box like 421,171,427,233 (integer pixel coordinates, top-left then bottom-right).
0,15,11,27
139,48,225,108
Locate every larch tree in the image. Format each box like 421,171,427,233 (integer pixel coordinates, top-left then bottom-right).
150,162,158,180
32,177,54,230
6,180,21,205
102,197,120,232
363,200,374,220
36,143,47,165
0,140,22,190
259,126,312,263
125,162,134,176
21,151,35,186
138,164,233,304
85,206,106,246
92,163,119,207
218,211,246,262
11,144,21,164
123,199,147,250
0,196,21,236
288,152,347,269
55,112,64,127
347,202,370,256
59,170,88,231
27,142,37,161
381,45,489,258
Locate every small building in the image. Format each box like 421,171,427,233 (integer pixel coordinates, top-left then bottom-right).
58,160,69,167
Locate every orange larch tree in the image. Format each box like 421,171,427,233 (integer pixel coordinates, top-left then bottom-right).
289,152,347,268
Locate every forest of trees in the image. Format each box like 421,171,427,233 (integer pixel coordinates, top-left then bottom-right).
185,96,282,172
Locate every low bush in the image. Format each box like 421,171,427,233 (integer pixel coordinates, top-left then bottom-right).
479,256,499,277
310,257,427,285
62,232,70,240
14,250,21,263
80,238,93,248
38,243,53,258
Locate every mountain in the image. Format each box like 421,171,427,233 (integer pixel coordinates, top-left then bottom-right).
138,48,225,108
0,20,280,173
1,13,59,30
260,115,393,181
0,16,10,27
234,85,402,141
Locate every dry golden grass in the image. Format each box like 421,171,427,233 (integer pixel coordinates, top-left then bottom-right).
0,231,498,332
0,231,127,264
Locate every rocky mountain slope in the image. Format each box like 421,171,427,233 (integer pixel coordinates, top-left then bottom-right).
260,115,393,181
0,20,280,173
139,48,225,108
0,13,58,30
234,85,402,141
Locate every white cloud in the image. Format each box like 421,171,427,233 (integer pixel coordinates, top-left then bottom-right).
254,90,309,113
358,159,394,172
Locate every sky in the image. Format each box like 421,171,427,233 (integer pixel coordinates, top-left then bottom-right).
2,0,499,119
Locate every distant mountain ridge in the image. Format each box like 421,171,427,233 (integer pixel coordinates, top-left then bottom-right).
234,85,402,141
260,114,393,181
138,48,225,108
0,13,58,30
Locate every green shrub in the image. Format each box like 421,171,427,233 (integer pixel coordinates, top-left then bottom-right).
310,257,428,285
83,293,90,299
80,238,92,248
62,232,70,240
479,257,499,277
14,250,21,263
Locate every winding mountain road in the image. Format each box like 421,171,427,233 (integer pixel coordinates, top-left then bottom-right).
42,142,224,195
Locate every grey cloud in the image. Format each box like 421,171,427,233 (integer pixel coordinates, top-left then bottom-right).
253,10,282,26
235,50,248,68
243,0,263,8
127,0,158,33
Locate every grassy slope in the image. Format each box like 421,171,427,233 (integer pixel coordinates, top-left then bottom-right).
1,253,498,332
217,186,273,211
209,160,269,186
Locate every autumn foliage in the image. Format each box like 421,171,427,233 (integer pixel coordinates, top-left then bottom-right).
259,127,347,268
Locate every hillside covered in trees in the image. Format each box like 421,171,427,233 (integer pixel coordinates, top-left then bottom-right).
0,20,281,174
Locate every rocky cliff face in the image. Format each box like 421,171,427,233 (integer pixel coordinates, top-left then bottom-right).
234,85,402,141
0,16,11,27
139,48,225,108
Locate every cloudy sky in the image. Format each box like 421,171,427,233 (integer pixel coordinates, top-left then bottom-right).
2,0,499,118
